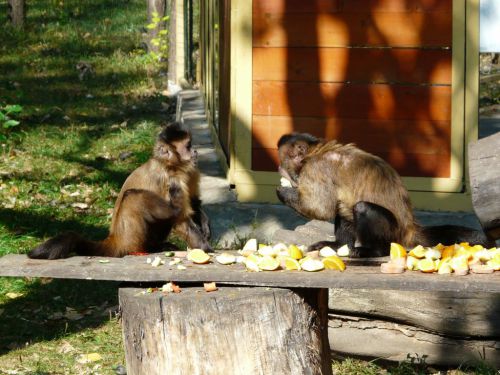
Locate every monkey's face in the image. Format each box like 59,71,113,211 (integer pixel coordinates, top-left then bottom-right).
278,140,310,184
154,137,196,167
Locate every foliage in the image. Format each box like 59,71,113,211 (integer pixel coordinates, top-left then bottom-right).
0,104,22,142
147,11,170,62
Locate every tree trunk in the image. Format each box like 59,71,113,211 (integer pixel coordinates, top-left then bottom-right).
119,286,332,375
8,0,25,28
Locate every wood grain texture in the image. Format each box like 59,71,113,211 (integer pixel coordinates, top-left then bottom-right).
120,287,332,375
253,0,452,14
1,254,499,292
468,132,500,239
253,12,451,48
329,289,500,337
253,47,452,85
252,81,451,121
328,314,500,367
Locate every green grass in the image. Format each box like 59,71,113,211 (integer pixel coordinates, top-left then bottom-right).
0,0,171,372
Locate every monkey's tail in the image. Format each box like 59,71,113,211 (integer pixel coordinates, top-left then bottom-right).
28,232,104,259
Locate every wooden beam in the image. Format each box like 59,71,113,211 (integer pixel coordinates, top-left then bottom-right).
0,254,499,292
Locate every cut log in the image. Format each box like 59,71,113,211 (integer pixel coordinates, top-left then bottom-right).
468,131,500,240
329,289,500,338
328,314,500,367
119,286,332,375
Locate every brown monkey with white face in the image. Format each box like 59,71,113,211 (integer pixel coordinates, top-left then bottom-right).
28,122,210,259
276,133,494,257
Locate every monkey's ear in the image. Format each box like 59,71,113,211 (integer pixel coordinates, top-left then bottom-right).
157,145,172,158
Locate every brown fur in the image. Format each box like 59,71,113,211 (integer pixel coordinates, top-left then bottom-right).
277,133,493,256
29,123,210,259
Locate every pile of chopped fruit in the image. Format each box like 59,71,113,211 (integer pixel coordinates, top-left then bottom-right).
236,239,346,272
381,242,500,275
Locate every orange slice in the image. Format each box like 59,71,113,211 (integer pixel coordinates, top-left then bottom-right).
409,245,426,259
258,256,281,271
284,257,301,271
390,243,407,260
322,255,346,271
417,258,436,273
288,244,304,260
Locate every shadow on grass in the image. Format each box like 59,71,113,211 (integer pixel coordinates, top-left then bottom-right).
0,208,108,241
0,278,120,355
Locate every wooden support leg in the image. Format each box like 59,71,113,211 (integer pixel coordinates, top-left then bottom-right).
119,286,332,375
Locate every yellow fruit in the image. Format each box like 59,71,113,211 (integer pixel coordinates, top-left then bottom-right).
288,244,304,260
337,244,350,257
441,245,455,260
284,257,301,271
301,258,325,272
450,257,469,272
417,258,436,273
246,253,262,264
454,248,473,260
322,255,346,271
258,245,279,257
425,248,442,260
258,243,267,249
241,238,258,254
438,263,453,274
187,249,211,264
258,256,281,271
406,256,419,271
409,245,426,259
380,262,405,274
390,243,407,259
486,259,500,271
244,259,260,272
215,253,236,265
434,243,445,251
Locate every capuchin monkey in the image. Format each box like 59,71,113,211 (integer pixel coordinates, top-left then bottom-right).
276,133,494,257
29,122,211,259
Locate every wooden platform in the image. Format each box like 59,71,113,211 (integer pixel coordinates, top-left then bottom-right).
0,254,499,293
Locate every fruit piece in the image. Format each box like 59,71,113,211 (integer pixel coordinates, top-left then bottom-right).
322,255,346,271
380,262,405,274
258,255,281,271
434,243,445,251
470,264,494,274
390,257,406,268
475,249,492,262
187,249,211,264
417,258,437,273
425,248,442,260
284,257,301,271
486,259,500,271
337,244,350,257
450,257,469,274
244,259,260,272
204,282,218,292
409,245,426,259
454,247,473,260
246,253,262,264
151,256,162,267
301,258,325,272
272,242,289,253
215,253,236,265
441,245,455,260
438,262,453,274
241,238,257,254
258,245,279,257
390,243,407,259
288,244,304,260
304,250,320,259
280,177,292,187
406,256,419,270
169,258,181,266
319,246,337,258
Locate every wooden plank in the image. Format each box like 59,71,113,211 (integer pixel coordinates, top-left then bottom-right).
0,254,499,292
252,149,450,177
468,132,500,239
253,0,452,14
252,116,451,148
253,47,452,85
252,81,452,121
253,12,451,48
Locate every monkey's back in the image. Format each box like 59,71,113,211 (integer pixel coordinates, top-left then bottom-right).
300,142,417,245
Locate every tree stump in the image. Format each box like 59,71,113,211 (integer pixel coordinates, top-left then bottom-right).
468,131,500,240
119,286,332,375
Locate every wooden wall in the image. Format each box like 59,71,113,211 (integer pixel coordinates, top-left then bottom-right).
251,0,453,178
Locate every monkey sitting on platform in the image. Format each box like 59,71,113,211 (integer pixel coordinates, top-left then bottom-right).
29,122,211,259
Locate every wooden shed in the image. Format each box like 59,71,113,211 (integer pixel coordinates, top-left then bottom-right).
196,0,481,211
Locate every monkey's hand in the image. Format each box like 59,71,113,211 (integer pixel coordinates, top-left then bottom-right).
276,186,299,206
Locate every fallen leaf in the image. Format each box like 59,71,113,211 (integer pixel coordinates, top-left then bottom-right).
5,292,24,299
72,202,89,210
77,353,102,364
